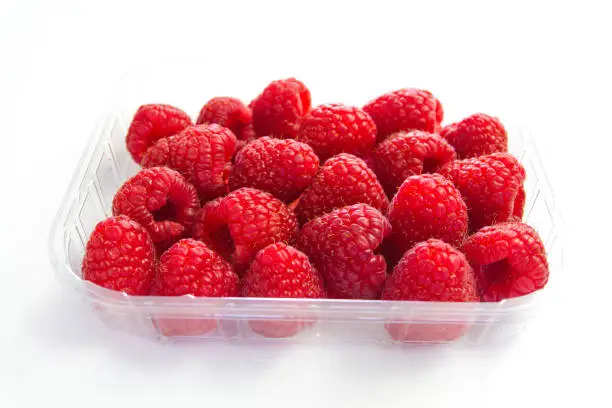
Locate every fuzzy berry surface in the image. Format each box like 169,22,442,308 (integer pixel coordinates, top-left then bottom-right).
461,222,549,302
150,238,239,336
229,137,319,203
295,153,389,225
192,188,298,273
296,103,376,161
363,88,443,142
82,215,156,295
151,238,239,297
383,239,478,302
126,104,192,164
141,124,237,203
441,113,507,159
373,130,456,197
382,239,478,342
196,97,253,140
297,204,391,299
251,78,311,138
385,174,468,265
112,167,200,250
241,243,324,338
439,152,526,232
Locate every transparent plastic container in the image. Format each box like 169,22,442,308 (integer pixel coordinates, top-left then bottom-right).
47,72,564,345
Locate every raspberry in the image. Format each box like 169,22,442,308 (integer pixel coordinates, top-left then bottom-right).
241,243,324,338
297,204,391,299
363,88,443,142
151,239,239,336
192,188,298,273
229,137,319,203
514,186,526,220
196,97,253,140
141,124,237,203
126,104,192,164
112,167,200,250
296,103,377,161
441,113,508,159
435,99,444,130
294,154,389,225
382,239,478,342
372,130,456,197
385,174,468,264
82,215,156,295
439,152,526,232
461,223,549,302
383,239,478,302
251,78,311,138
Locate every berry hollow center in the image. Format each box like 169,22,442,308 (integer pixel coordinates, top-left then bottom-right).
482,258,512,284
422,158,441,174
152,200,179,222
210,224,235,261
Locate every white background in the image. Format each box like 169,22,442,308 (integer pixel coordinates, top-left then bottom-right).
1,0,611,406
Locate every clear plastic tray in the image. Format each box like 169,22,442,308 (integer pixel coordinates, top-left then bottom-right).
47,77,564,345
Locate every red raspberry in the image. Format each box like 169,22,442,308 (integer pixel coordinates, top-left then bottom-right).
251,78,311,138
151,238,239,336
435,99,444,130
382,239,478,342
297,204,391,299
192,188,298,273
514,186,526,220
363,88,443,142
196,97,253,140
112,167,200,250
141,124,237,203
296,103,377,161
126,104,192,164
461,222,548,302
295,154,389,225
82,215,156,295
386,174,468,264
439,152,526,232
241,243,324,338
372,130,456,197
229,137,319,203
441,113,508,159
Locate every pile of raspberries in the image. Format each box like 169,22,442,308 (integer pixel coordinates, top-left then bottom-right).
82,78,549,341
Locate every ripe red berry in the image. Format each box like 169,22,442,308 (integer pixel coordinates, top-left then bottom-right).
251,78,311,138
439,152,526,232
196,97,253,140
385,174,468,265
295,153,389,225
297,204,391,299
112,167,200,250
151,238,239,336
372,130,456,197
229,137,320,203
192,188,298,273
382,239,478,342
126,104,192,164
514,186,526,220
241,243,325,338
296,103,377,161
363,88,443,142
461,222,549,302
141,124,237,203
441,113,507,159
82,215,156,295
